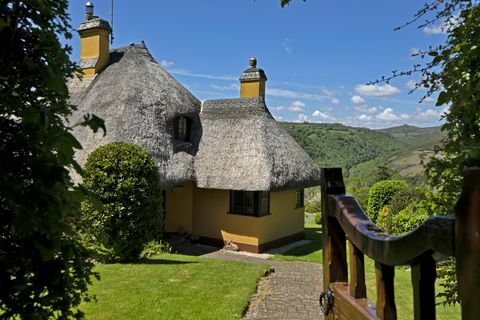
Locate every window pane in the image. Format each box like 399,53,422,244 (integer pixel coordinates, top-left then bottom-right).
296,189,304,208
259,191,269,216
243,191,254,215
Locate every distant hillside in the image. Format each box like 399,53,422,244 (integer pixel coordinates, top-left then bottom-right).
280,122,406,175
281,123,444,179
377,124,444,147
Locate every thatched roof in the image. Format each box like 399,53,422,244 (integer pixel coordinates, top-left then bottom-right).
194,97,321,191
68,43,320,191
68,43,201,188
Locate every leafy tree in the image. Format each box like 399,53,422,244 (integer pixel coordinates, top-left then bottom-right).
0,1,104,318
367,180,409,222
81,142,164,263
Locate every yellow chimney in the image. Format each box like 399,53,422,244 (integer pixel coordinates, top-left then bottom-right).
77,2,112,77
239,57,267,98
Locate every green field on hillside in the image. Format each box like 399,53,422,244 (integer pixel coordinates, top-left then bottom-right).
282,122,444,180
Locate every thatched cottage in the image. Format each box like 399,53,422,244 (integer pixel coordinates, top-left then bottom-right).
69,3,321,253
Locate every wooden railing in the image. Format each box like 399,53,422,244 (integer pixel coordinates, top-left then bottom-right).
319,167,480,320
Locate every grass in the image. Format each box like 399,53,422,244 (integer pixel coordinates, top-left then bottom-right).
80,253,268,320
272,220,461,320
271,221,323,263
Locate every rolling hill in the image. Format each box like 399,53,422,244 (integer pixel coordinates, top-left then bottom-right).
281,122,443,179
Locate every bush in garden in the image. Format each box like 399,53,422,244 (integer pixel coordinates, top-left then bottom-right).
81,142,164,262
388,185,428,216
376,206,391,231
367,180,409,222
389,202,429,236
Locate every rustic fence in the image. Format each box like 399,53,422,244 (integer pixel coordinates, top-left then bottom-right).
319,167,480,320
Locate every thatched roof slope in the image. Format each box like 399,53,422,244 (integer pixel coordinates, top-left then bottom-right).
194,97,321,191
68,43,201,188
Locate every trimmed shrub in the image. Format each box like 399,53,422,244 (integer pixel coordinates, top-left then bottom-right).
390,202,429,236
388,185,428,216
376,206,391,231
81,142,164,262
367,180,409,222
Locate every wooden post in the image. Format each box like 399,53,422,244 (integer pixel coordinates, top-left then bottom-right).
455,168,480,319
375,262,397,320
411,256,436,320
349,240,367,299
321,168,348,291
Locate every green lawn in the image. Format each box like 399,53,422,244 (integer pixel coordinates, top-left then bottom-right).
80,253,268,320
272,221,461,320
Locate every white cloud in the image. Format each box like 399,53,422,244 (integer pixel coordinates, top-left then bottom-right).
423,15,461,35
288,100,306,112
160,60,174,68
354,105,377,114
416,106,449,120
267,88,330,101
296,113,309,122
423,96,435,103
331,98,340,105
354,84,401,97
406,80,417,90
282,38,293,55
320,86,334,96
312,110,336,122
275,106,286,111
272,114,283,121
410,47,422,58
358,114,372,121
351,95,366,105
376,107,409,121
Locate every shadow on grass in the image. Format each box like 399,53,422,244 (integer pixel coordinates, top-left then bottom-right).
280,240,323,258
305,225,322,241
133,258,198,265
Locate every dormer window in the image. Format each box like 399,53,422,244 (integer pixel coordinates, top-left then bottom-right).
174,116,191,142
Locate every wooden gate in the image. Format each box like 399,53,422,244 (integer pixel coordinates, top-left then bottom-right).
319,167,480,320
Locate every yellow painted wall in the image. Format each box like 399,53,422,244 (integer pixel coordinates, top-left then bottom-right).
191,187,304,247
165,182,194,233
240,80,265,98
258,190,304,244
79,29,110,74
192,188,260,246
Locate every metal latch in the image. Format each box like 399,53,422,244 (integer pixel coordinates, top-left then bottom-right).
319,287,334,316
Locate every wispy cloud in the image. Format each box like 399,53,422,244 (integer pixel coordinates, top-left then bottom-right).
354,84,401,97
210,83,239,91
282,38,293,55
267,88,331,101
160,60,174,68
170,68,237,81
376,107,409,121
288,100,306,112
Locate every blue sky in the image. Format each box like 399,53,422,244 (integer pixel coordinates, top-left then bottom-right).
68,0,449,129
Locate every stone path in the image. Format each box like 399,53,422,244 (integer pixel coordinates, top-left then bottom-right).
202,250,324,320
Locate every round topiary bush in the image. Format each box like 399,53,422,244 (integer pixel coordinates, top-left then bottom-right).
81,142,164,262
367,180,408,222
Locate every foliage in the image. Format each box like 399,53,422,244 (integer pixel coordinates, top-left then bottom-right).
367,180,409,222
346,178,370,210
388,185,428,216
389,202,429,235
0,1,106,318
140,241,173,259
437,260,460,305
314,212,322,225
376,206,392,232
375,165,396,182
282,122,406,177
305,202,320,214
81,142,164,263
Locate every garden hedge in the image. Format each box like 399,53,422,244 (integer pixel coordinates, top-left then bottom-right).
81,142,164,262
367,180,408,222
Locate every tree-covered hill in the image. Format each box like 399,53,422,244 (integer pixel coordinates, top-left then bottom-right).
378,124,443,147
281,122,443,179
280,122,406,175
